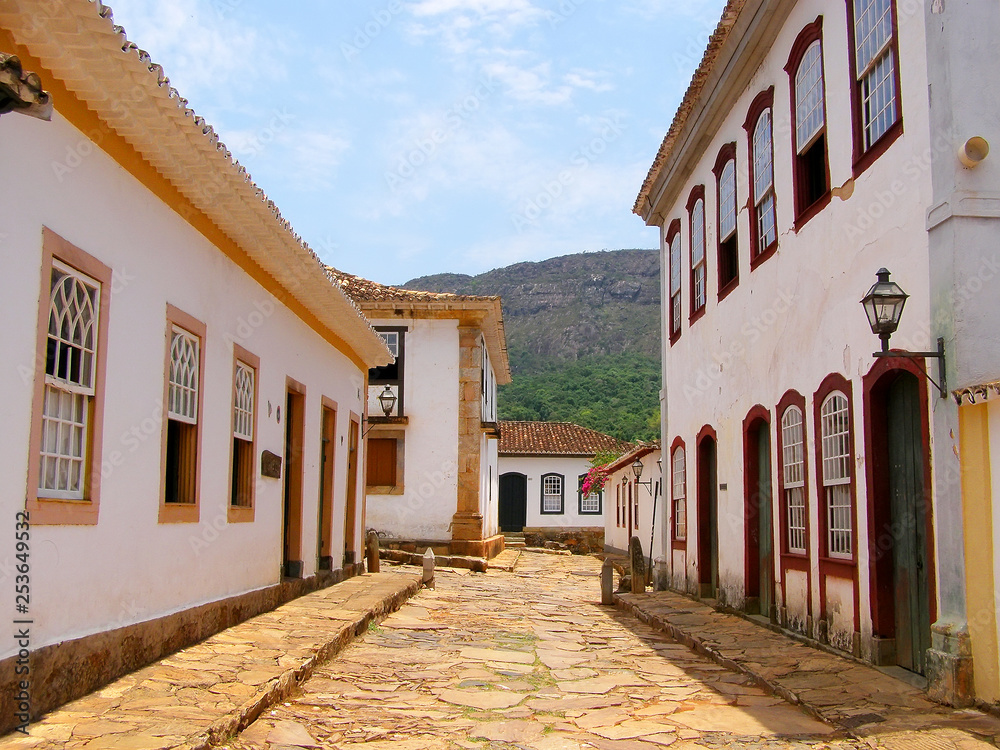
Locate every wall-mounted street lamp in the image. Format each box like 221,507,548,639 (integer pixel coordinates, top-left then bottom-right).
362,386,399,438
861,268,947,398
632,457,654,496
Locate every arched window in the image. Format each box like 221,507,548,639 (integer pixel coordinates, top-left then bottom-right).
666,220,683,342
848,0,901,165
781,405,807,554
688,187,707,317
786,20,830,222
672,445,687,540
820,391,852,558
744,88,777,265
714,144,739,295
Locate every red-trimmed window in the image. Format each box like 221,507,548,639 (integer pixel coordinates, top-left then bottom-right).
820,390,853,559
672,443,687,541
744,88,777,265
786,19,830,223
688,187,707,317
666,220,683,342
847,0,902,170
781,405,808,554
713,144,739,295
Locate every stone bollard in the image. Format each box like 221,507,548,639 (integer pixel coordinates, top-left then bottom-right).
601,558,614,605
366,531,380,573
630,536,646,594
422,548,435,589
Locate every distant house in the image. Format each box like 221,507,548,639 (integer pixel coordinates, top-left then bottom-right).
0,0,391,729
498,421,630,553
602,442,662,559
329,271,512,559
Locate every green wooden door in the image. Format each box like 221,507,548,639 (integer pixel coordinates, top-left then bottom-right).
888,373,931,674
757,424,774,619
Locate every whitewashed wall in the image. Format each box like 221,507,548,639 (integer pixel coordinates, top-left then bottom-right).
364,318,460,541
498,456,603,530
657,0,933,655
0,111,368,658
604,452,661,556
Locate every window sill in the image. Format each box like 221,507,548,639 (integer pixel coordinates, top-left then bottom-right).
671,539,687,551
540,510,565,516
228,505,255,524
669,330,682,347
26,496,99,526
717,277,739,302
853,120,903,179
159,501,200,524
819,556,856,576
793,191,831,232
367,485,405,495
750,242,778,271
689,306,706,325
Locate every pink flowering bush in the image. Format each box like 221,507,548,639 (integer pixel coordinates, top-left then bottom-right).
581,465,609,498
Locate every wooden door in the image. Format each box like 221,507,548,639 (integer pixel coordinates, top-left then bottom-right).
283,389,305,579
888,373,931,674
317,406,336,570
698,436,719,598
343,420,359,565
756,424,775,619
498,473,527,532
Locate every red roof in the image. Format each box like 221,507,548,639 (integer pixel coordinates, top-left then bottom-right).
499,421,631,457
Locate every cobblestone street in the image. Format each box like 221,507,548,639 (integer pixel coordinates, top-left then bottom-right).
228,552,864,750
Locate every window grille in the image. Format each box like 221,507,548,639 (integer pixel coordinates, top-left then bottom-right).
821,392,852,557
669,233,682,334
752,109,777,254
233,362,254,441
795,41,825,151
542,475,562,513
168,328,199,423
691,199,706,311
854,0,897,149
672,447,686,540
781,406,807,554
40,263,100,498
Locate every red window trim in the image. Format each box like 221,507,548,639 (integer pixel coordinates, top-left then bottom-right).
775,390,811,559
687,186,707,322
666,219,683,345
743,87,778,270
784,16,832,230
844,0,904,178
669,435,687,546
713,143,739,301
741,404,772,607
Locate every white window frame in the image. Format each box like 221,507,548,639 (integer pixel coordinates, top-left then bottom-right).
168,327,200,424
690,198,706,312
853,0,898,150
233,361,254,441
669,231,682,336
752,109,777,255
541,473,564,514
781,406,807,554
719,159,737,243
379,330,399,358
821,392,852,559
672,446,686,541
39,262,101,500
795,40,826,153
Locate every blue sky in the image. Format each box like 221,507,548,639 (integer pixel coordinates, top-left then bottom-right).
106,0,727,285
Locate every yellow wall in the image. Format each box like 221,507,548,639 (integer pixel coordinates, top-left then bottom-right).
960,401,998,702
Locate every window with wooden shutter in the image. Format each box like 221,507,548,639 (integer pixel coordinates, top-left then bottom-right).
367,437,398,487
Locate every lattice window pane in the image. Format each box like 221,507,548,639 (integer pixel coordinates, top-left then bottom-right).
756,191,777,253
671,294,681,335
786,486,807,554
693,265,705,310
854,0,893,73
691,200,705,265
673,447,686,540
821,393,851,484
795,41,825,152
669,234,682,295
47,263,99,393
753,110,774,203
543,475,562,512
169,328,200,424
862,53,896,148
827,484,852,557
781,406,805,487
581,492,600,513
719,160,737,240
39,385,88,498
378,331,399,357
233,361,254,441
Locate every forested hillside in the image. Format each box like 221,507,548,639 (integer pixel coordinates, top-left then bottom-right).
404,250,661,442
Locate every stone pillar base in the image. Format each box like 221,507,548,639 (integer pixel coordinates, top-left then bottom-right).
450,511,484,541
653,560,669,591
926,623,975,707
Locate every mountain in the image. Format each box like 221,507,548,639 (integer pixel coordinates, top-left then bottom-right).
403,249,662,442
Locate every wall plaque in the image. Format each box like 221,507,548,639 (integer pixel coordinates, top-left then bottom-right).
261,450,282,479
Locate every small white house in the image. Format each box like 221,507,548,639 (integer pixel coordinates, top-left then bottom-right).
498,421,630,553
603,443,662,559
0,2,390,729
329,271,512,559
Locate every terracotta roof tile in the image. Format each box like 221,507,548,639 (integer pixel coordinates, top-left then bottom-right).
0,52,51,119
327,268,501,304
602,441,661,474
499,421,631,457
633,0,746,216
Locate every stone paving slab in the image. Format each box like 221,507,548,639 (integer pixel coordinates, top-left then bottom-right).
616,589,1000,748
487,547,521,571
0,571,421,750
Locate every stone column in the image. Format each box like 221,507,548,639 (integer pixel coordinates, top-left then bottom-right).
451,325,485,547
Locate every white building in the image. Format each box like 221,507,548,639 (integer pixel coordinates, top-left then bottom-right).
0,2,390,728
635,0,999,703
329,272,512,559
498,421,630,553
603,443,662,559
